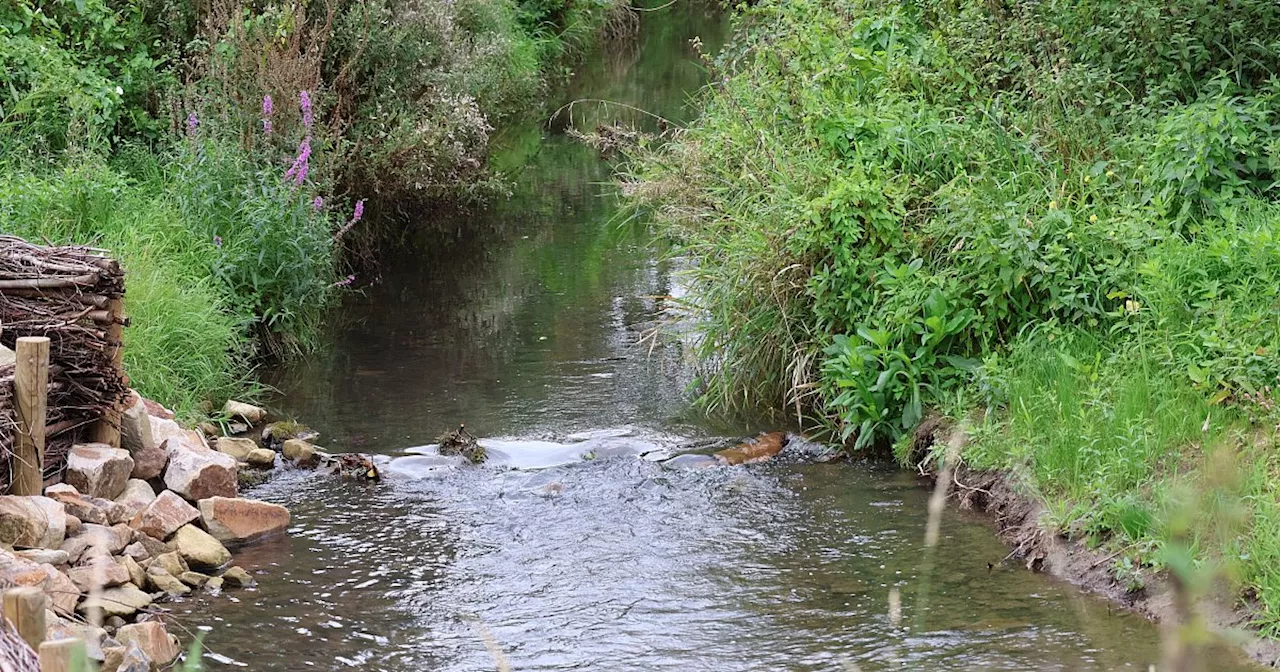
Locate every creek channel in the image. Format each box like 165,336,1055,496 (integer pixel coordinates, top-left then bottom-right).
174,4,1240,670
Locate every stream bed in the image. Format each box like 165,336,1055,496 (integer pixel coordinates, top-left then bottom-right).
173,5,1231,670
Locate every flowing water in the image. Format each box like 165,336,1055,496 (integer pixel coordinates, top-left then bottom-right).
175,5,1252,670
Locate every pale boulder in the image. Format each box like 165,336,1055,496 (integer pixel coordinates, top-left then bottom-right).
215,437,257,460
245,448,277,469
77,583,152,618
282,439,317,465
197,497,290,545
64,443,135,500
0,496,67,549
131,491,199,540
121,396,166,480
164,441,238,501
68,556,131,592
223,400,266,424
40,565,80,614
113,480,157,519
46,618,109,661
170,524,231,569
145,566,189,596
115,622,181,668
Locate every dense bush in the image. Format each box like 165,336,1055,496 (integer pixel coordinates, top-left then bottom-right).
626,0,1280,631
0,0,628,413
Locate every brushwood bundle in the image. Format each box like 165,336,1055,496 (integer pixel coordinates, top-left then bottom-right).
0,235,129,490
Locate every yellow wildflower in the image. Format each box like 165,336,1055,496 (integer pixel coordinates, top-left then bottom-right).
1049,200,1058,209
1089,214,1098,223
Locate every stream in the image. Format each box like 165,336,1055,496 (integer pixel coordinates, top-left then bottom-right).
174,4,1224,670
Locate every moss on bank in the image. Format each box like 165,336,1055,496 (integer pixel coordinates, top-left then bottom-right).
625,0,1280,636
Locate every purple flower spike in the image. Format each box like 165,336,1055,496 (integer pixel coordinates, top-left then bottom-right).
263,95,274,117
284,136,312,185
186,112,199,135
313,196,324,211
300,90,313,129
353,199,365,222
263,119,273,135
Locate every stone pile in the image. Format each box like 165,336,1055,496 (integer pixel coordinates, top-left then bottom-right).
0,394,289,671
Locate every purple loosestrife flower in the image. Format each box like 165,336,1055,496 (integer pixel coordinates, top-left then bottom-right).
313,196,324,211
330,274,356,288
300,90,313,129
284,136,312,185
186,112,199,136
333,198,366,241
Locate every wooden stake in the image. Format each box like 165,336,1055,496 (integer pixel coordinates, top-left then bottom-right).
13,336,50,496
89,297,125,448
2,587,47,651
37,638,86,672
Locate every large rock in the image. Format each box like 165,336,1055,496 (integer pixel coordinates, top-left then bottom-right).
68,556,131,592
170,524,231,569
74,523,133,556
245,448,277,469
147,551,188,578
131,491,199,541
282,439,317,465
64,443,135,500
47,618,109,661
45,484,126,526
164,441,238,501
135,391,174,420
113,480,157,519
116,622,180,668
116,640,152,672
197,497,290,545
40,565,79,614
15,549,69,566
223,400,266,424
220,565,256,588
215,437,257,460
144,566,189,596
78,583,152,618
0,496,67,549
121,555,146,588
0,552,78,614
121,397,167,480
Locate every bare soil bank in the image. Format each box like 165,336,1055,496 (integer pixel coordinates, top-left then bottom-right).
911,420,1280,668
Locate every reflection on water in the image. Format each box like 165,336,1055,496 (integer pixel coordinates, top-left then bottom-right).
171,3,1245,671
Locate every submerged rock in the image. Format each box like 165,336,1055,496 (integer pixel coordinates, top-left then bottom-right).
714,431,788,465
436,424,487,464
660,454,721,470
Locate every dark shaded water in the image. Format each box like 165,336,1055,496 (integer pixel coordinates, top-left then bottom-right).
174,5,1241,670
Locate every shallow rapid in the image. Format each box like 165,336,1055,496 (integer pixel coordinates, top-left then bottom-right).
172,4,1230,670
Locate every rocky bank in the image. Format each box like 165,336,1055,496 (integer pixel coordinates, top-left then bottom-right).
0,393,303,671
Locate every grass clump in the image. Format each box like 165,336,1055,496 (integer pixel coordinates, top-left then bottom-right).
625,0,1280,633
